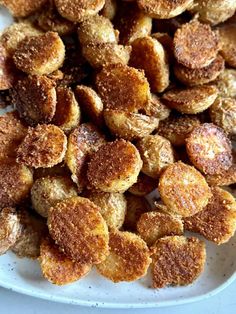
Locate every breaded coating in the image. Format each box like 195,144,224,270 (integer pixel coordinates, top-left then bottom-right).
137,211,183,246
159,162,211,217
17,124,67,168
12,75,57,126
218,24,236,68
65,123,106,192
96,229,151,282
96,63,150,112
157,114,201,146
128,173,156,196
124,193,151,231
75,85,104,128
104,109,159,141
137,0,193,19
136,135,175,179
215,69,236,98
174,55,225,86
151,236,206,288
144,94,170,121
0,44,16,90
48,196,109,264
206,164,236,187
53,86,81,133
101,0,117,20
162,85,218,114
186,123,233,175
85,190,127,229
39,237,91,285
173,20,219,69
130,36,169,93
54,0,105,22
0,111,27,159
87,140,142,193
0,208,21,255
13,32,65,75
33,163,71,180
31,176,78,218
184,187,236,244
2,0,47,17
0,160,33,209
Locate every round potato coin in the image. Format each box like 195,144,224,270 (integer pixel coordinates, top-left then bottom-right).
206,164,236,187
144,94,170,121
128,173,156,196
2,0,47,17
218,24,236,68
48,196,109,264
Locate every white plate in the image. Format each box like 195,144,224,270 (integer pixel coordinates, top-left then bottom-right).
1,6,236,308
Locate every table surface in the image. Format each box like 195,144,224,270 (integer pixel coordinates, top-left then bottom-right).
0,280,236,314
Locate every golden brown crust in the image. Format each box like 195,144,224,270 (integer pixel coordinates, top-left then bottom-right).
218,24,236,68
215,69,236,98
128,173,156,196
17,124,67,168
151,236,206,288
48,196,109,264
12,75,57,126
2,0,47,17
184,187,236,244
39,236,91,285
87,139,143,193
96,229,151,282
159,161,212,217
0,44,17,90
186,123,233,175
144,94,170,120
173,20,219,69
206,164,236,187
13,32,65,75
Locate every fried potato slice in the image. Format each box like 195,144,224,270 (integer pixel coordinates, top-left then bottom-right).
162,85,218,114
31,176,78,218
209,97,236,137
17,124,67,168
128,173,156,196
12,75,57,126
215,69,236,98
104,109,159,141
136,135,175,179
218,24,236,68
137,211,183,246
206,165,236,187
144,94,170,121
0,44,16,90
55,0,105,22
137,0,193,19
13,32,65,75
85,190,127,229
0,111,27,159
96,63,150,112
173,20,219,69
0,160,33,209
96,229,151,282
0,208,21,255
48,196,109,264
184,187,236,244
65,123,106,192
151,236,206,288
101,0,117,20
159,161,211,217
53,86,80,133
87,139,142,193
186,123,233,175
174,54,225,86
39,236,91,285
2,0,47,17
157,114,201,146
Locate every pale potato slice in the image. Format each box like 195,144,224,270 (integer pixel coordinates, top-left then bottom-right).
0,208,21,255
162,85,218,114
48,196,109,264
104,109,159,141
12,75,57,126
184,187,236,244
215,69,236,98
17,124,67,168
186,123,233,175
128,173,156,196
137,211,183,246
96,63,150,112
87,139,142,193
39,237,91,285
173,20,219,69
151,236,206,288
13,32,65,75
2,0,47,17
0,160,33,209
0,44,16,90
101,0,117,20
31,176,78,218
96,229,151,282
218,24,236,68
159,161,212,217
54,0,105,22
130,36,169,93
136,135,175,179
85,190,127,229
144,94,170,120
